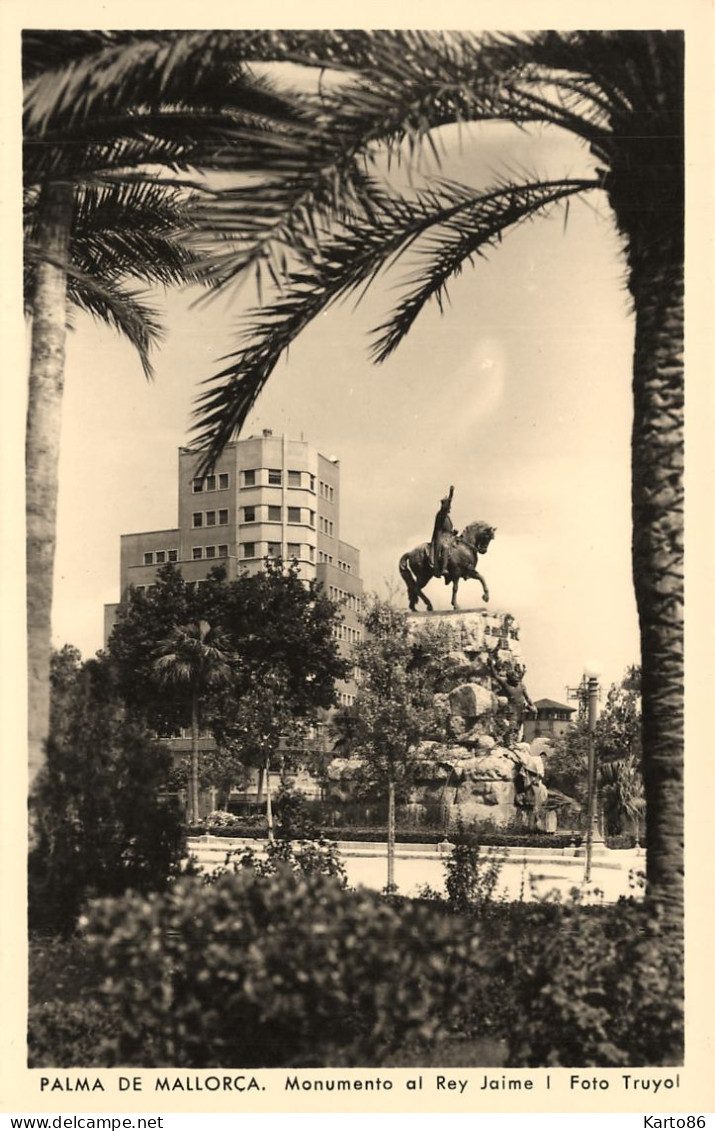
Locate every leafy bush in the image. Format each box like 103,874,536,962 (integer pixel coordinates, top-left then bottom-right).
201,810,237,828
444,841,506,914
273,785,321,840
81,869,490,1067
202,836,348,888
494,899,683,1066
419,841,506,917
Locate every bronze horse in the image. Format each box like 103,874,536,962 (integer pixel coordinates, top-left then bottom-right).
399,520,496,612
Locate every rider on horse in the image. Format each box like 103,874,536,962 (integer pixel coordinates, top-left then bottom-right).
430,485,457,581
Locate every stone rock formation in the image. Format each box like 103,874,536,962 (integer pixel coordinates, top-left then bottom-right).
402,610,549,829
323,609,552,832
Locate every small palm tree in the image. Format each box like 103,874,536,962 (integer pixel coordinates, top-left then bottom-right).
154,620,236,825
601,755,646,841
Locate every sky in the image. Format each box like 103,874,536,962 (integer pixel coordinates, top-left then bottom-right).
47,115,640,703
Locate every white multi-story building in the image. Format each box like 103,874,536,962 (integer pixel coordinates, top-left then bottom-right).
104,430,363,705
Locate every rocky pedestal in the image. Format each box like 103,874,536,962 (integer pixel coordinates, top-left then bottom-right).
404,609,549,829
327,609,552,831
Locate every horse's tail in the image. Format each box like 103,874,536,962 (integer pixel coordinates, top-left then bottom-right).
399,551,419,608
399,551,414,583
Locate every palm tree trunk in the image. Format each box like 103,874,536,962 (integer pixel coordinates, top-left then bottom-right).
630,253,684,929
190,689,200,824
386,777,396,893
26,180,74,790
265,756,274,843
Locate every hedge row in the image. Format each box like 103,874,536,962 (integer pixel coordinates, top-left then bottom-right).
188,823,586,849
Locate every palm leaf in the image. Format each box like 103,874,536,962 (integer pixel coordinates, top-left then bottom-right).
370,175,600,362
174,30,616,300
23,30,295,136
26,245,163,380
190,173,598,467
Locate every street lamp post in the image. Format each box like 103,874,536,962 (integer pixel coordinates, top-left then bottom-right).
584,671,605,883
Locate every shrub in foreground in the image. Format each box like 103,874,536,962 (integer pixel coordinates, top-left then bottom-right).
81,868,488,1067
494,899,683,1067
28,999,117,1068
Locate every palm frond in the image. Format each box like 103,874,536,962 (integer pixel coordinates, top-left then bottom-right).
67,281,163,382
190,172,601,465
371,175,599,362
23,30,295,136
185,161,382,296
174,31,617,297
68,182,200,289
26,245,163,379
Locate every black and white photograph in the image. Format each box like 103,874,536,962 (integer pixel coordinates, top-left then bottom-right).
2,6,713,1120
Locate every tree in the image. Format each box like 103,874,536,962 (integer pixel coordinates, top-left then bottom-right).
154,620,236,825
24,173,199,791
216,668,299,842
597,667,644,840
106,560,349,817
335,597,445,891
23,30,304,786
176,31,683,924
105,563,199,734
546,666,644,837
204,559,350,833
30,651,184,934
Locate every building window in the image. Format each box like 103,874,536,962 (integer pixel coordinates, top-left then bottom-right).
243,506,255,522
218,509,229,525
308,545,315,562
219,473,229,490
155,551,166,564
267,542,281,557
205,546,217,559
143,552,153,565
287,506,301,523
288,470,301,487
192,478,203,493
168,549,178,562
205,474,216,491
192,547,203,560
287,542,301,559
268,468,282,485
268,505,281,522
243,542,255,558
192,513,203,528
206,510,216,526
309,510,315,527
218,544,228,557
309,474,315,492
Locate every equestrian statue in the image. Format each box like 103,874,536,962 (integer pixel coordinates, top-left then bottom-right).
399,485,496,612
